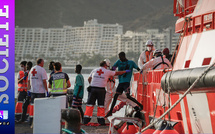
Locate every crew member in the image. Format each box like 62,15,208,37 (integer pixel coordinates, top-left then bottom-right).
142,49,172,70
72,64,84,120
104,59,137,115
138,40,156,69
162,48,172,62
48,62,71,97
83,61,129,125
105,52,143,118
49,61,55,77
15,61,28,121
28,58,48,127
16,61,33,123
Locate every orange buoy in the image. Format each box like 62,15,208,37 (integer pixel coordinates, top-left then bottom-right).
116,122,127,134
121,123,138,134
153,121,167,134
160,123,179,134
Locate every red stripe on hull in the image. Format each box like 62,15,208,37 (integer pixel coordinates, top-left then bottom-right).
183,97,193,134
173,35,192,70
206,93,215,133
188,33,202,60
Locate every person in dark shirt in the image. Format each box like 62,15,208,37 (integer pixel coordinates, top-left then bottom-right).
105,52,143,118
162,48,172,62
49,61,55,77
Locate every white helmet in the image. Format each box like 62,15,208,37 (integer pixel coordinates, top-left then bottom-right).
153,49,162,56
104,59,111,67
145,40,153,46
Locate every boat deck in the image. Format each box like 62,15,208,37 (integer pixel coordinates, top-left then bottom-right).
15,104,115,134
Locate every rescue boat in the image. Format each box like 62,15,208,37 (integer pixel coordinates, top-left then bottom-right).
109,0,215,133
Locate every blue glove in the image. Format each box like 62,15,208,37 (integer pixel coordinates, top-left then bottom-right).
125,70,131,73
111,66,117,71
46,91,49,97
27,91,31,97
23,75,27,80
23,72,28,80
140,69,143,74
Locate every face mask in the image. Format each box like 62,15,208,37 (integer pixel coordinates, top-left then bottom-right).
20,67,24,71
147,47,152,51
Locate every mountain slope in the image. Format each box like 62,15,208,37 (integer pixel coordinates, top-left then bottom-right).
15,0,177,32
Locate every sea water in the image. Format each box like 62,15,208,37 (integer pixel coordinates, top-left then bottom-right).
15,73,92,102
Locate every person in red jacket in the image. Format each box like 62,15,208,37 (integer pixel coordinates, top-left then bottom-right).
15,61,28,121
16,61,33,123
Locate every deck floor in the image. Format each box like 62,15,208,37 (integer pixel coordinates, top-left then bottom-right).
15,104,116,134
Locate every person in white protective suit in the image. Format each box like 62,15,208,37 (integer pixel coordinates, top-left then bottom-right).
104,59,137,115
138,40,156,69
142,49,172,70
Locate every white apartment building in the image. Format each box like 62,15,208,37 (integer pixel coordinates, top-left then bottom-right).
15,19,123,60
15,27,71,59
114,28,179,55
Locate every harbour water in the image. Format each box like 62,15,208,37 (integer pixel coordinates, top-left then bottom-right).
15,73,92,102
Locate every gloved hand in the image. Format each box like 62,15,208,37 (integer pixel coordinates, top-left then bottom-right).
125,70,131,73
27,91,31,97
111,66,117,71
23,76,27,80
46,91,49,97
23,72,28,80
140,69,143,74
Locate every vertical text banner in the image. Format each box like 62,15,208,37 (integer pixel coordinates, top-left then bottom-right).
0,0,14,133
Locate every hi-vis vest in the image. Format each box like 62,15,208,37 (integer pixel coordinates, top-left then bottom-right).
18,71,28,92
51,74,67,94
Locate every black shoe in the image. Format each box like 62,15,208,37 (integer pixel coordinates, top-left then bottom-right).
105,111,112,118
139,104,143,110
134,106,140,111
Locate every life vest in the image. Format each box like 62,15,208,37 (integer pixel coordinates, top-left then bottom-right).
51,74,67,94
18,71,28,92
145,50,150,62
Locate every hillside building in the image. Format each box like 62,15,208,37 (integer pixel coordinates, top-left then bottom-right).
15,19,123,61
15,20,178,66
113,28,179,55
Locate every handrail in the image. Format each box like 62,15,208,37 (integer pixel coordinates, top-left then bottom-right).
174,0,197,18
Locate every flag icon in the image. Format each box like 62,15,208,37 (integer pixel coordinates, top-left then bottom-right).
0,111,8,120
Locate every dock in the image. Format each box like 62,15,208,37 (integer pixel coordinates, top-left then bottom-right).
15,103,117,134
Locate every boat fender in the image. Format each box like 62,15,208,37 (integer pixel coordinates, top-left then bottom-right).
161,66,215,93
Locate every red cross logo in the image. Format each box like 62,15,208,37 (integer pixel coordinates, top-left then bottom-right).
31,69,37,76
97,69,104,76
